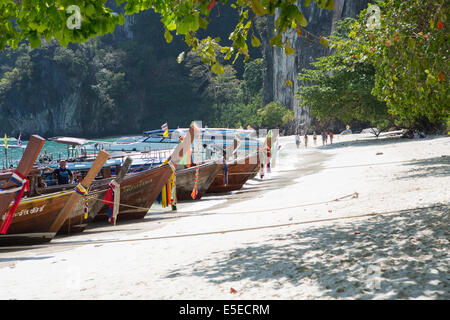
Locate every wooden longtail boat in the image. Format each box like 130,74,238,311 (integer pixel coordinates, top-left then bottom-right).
169,127,238,201
175,161,222,201
0,149,109,246
89,164,173,222
206,152,260,193
57,158,133,233
89,124,197,221
1,190,75,244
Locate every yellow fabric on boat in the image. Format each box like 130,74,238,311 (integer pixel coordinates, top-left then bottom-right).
161,184,167,208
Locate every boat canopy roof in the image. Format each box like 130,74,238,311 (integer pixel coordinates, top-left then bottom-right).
48,136,92,146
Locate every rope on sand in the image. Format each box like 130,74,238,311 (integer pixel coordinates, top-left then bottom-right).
95,192,359,214
7,203,447,250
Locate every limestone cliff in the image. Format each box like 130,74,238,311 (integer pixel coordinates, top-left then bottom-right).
264,0,371,134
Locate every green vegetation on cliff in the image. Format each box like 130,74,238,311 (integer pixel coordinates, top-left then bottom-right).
0,7,270,137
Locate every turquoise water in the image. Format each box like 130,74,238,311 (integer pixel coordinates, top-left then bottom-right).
0,137,121,169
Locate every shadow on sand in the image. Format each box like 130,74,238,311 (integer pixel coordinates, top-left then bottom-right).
0,255,54,263
165,205,449,299
400,156,450,180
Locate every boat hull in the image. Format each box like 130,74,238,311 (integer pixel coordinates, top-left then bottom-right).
58,185,109,234
0,232,56,246
175,161,222,201
0,191,74,246
207,154,260,193
91,164,173,222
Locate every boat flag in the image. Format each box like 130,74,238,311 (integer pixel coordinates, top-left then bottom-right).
17,133,22,146
161,122,169,137
4,134,7,150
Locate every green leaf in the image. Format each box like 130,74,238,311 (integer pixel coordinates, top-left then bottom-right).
250,0,267,16
199,17,208,30
295,11,308,27
86,4,96,17
164,29,173,43
29,34,41,48
269,34,283,47
118,14,125,26
304,0,311,7
251,34,261,47
191,12,200,32
284,45,295,55
407,38,415,50
177,51,185,63
320,37,329,47
177,21,190,35
325,0,334,10
211,62,224,74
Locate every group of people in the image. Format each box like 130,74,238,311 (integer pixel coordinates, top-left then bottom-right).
295,131,334,148
320,131,334,146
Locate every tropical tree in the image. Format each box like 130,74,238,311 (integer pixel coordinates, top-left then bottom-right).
296,18,392,135
350,0,449,130
259,101,294,129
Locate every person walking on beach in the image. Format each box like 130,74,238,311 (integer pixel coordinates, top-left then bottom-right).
321,131,327,146
329,130,334,144
313,132,317,145
295,135,300,149
304,134,308,148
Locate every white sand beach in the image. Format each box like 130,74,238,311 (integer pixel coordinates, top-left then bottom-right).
0,133,449,300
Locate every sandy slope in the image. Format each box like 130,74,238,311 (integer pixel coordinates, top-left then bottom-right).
0,133,448,300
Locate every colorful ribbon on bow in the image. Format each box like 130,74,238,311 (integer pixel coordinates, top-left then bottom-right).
168,161,177,209
191,130,202,199
74,183,88,196
0,171,29,234
222,159,228,186
74,183,89,220
161,160,177,209
103,181,119,224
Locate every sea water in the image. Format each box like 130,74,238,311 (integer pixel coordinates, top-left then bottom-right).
0,136,133,169
1,133,262,170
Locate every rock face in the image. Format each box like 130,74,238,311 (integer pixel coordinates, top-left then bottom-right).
0,2,370,138
265,0,371,134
